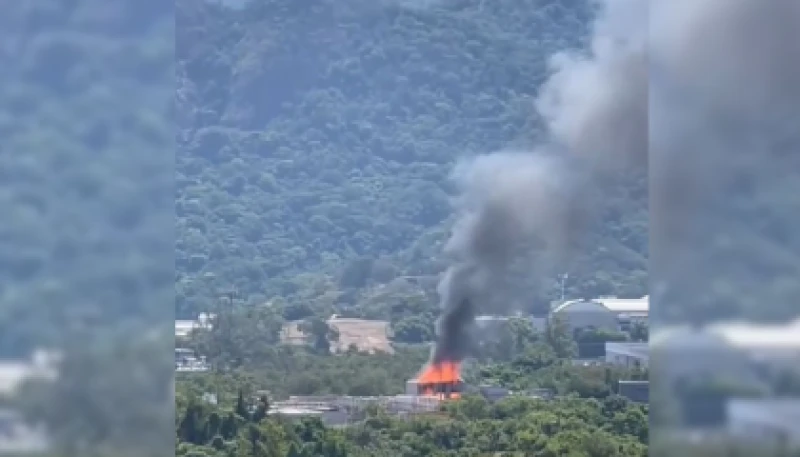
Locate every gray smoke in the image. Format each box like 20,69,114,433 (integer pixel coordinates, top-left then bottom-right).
431,153,578,363
431,0,648,364
649,0,800,323
537,0,648,170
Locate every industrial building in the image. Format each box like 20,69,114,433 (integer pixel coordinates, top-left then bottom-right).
550,296,648,333
605,342,649,369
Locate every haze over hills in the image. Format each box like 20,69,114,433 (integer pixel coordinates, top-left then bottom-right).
176,0,649,319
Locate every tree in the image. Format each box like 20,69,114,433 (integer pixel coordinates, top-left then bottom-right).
252,395,270,423
235,390,250,421
300,317,339,354
545,315,577,359
392,316,434,343
629,321,648,342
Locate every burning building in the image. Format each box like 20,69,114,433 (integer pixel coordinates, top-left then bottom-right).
406,360,464,399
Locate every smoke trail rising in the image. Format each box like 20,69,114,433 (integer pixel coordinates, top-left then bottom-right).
431,0,649,363
649,0,800,323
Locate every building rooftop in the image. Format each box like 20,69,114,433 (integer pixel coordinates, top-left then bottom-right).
605,342,649,359
552,296,649,315
269,407,324,416
595,296,649,314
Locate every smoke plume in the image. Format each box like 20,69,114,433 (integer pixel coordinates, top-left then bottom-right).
431,0,648,364
648,0,800,323
431,153,579,363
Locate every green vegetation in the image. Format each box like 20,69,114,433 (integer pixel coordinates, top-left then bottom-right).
5,0,795,455
178,313,649,457
175,0,648,321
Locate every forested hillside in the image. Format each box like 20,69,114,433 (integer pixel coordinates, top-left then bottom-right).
2,1,174,455
176,0,648,319
1,0,174,354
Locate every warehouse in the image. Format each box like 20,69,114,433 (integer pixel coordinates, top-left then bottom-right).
605,342,649,369
550,295,648,333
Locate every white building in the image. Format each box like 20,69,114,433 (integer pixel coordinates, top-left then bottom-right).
550,295,648,333
605,342,649,369
175,313,214,339
726,398,800,447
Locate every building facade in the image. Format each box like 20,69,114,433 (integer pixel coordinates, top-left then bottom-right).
605,342,649,369
550,296,648,334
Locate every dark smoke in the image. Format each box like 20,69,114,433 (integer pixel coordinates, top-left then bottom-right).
430,0,649,365
431,152,579,363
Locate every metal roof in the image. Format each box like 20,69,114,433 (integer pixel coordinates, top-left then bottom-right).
605,342,650,359
552,296,649,314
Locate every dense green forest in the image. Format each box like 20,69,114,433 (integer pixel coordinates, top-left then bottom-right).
175,0,649,320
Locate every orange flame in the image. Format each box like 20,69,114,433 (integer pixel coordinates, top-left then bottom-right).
417,360,461,384
415,360,462,399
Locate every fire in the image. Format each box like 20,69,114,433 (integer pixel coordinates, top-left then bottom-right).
415,360,462,399
417,360,461,384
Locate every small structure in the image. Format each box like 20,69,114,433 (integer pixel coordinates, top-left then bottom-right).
478,385,511,403
618,380,649,403
405,378,465,399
